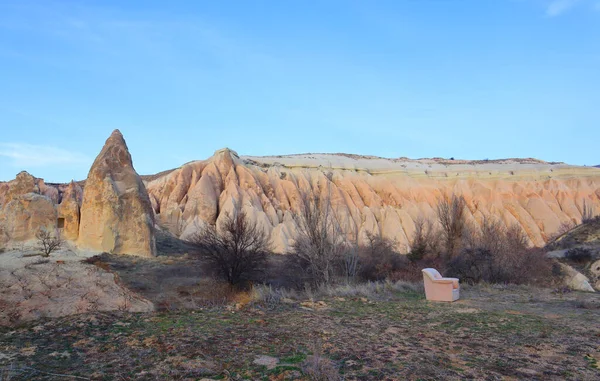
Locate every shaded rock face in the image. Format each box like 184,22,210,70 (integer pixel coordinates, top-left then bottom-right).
58,181,82,241
147,152,600,253
78,130,156,257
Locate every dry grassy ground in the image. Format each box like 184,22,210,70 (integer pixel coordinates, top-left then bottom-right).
1,284,599,381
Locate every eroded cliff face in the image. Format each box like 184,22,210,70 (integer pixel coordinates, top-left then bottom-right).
2,145,599,254
146,150,600,252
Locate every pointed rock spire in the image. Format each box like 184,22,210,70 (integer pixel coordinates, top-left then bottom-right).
78,130,156,257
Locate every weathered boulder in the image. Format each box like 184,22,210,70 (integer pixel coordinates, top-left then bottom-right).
559,263,595,292
78,130,156,257
590,259,600,277
1,171,38,206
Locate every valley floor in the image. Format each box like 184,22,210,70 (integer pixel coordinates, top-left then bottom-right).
1,285,599,380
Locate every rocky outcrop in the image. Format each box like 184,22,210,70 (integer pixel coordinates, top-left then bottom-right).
147,152,600,253
78,130,156,257
559,263,596,292
0,172,61,246
2,139,600,256
591,260,600,277
57,181,82,241
0,193,57,243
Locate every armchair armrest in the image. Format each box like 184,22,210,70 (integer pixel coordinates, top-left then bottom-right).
434,278,459,289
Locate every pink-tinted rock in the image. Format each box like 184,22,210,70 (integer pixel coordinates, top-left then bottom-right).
78,130,156,257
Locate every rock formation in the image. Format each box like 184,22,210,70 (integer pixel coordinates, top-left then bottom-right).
0,193,57,243
78,130,156,257
559,263,596,292
0,172,60,246
1,136,600,256
146,152,600,253
57,181,82,241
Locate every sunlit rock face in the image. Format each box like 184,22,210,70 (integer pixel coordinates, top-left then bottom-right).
146,152,600,252
1,140,599,256
77,130,156,257
0,171,60,245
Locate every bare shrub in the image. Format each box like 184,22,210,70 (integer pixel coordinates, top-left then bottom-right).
287,189,346,287
408,216,440,262
302,338,340,381
340,225,360,284
446,221,552,285
358,232,406,281
547,220,576,242
436,194,467,258
250,284,283,310
565,247,593,263
187,211,271,286
35,228,63,257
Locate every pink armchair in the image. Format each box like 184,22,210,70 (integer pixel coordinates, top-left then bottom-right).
422,268,460,302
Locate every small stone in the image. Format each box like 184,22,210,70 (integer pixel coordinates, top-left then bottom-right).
253,355,279,370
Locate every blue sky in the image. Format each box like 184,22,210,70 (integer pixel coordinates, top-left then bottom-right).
1,0,599,182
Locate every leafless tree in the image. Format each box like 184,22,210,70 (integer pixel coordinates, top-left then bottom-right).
357,231,405,281
436,194,467,258
36,228,63,257
340,216,364,284
187,211,272,286
408,215,439,262
288,187,346,287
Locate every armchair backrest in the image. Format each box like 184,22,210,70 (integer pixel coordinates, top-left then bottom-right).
422,268,442,281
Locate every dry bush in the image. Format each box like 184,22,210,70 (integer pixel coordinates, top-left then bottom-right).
436,194,467,258
358,232,407,281
250,284,285,310
35,228,63,257
565,247,593,263
446,220,553,285
302,338,340,381
408,216,441,262
173,279,242,309
286,189,346,287
187,211,271,286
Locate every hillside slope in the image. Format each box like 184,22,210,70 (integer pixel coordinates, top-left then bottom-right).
145,149,600,252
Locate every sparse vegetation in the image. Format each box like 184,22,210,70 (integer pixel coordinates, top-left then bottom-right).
358,232,406,281
407,215,439,262
582,199,595,224
436,194,467,258
286,189,346,287
35,228,63,257
565,247,593,263
187,211,271,286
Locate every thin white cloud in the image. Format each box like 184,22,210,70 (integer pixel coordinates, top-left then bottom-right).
546,0,581,16
0,143,90,168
